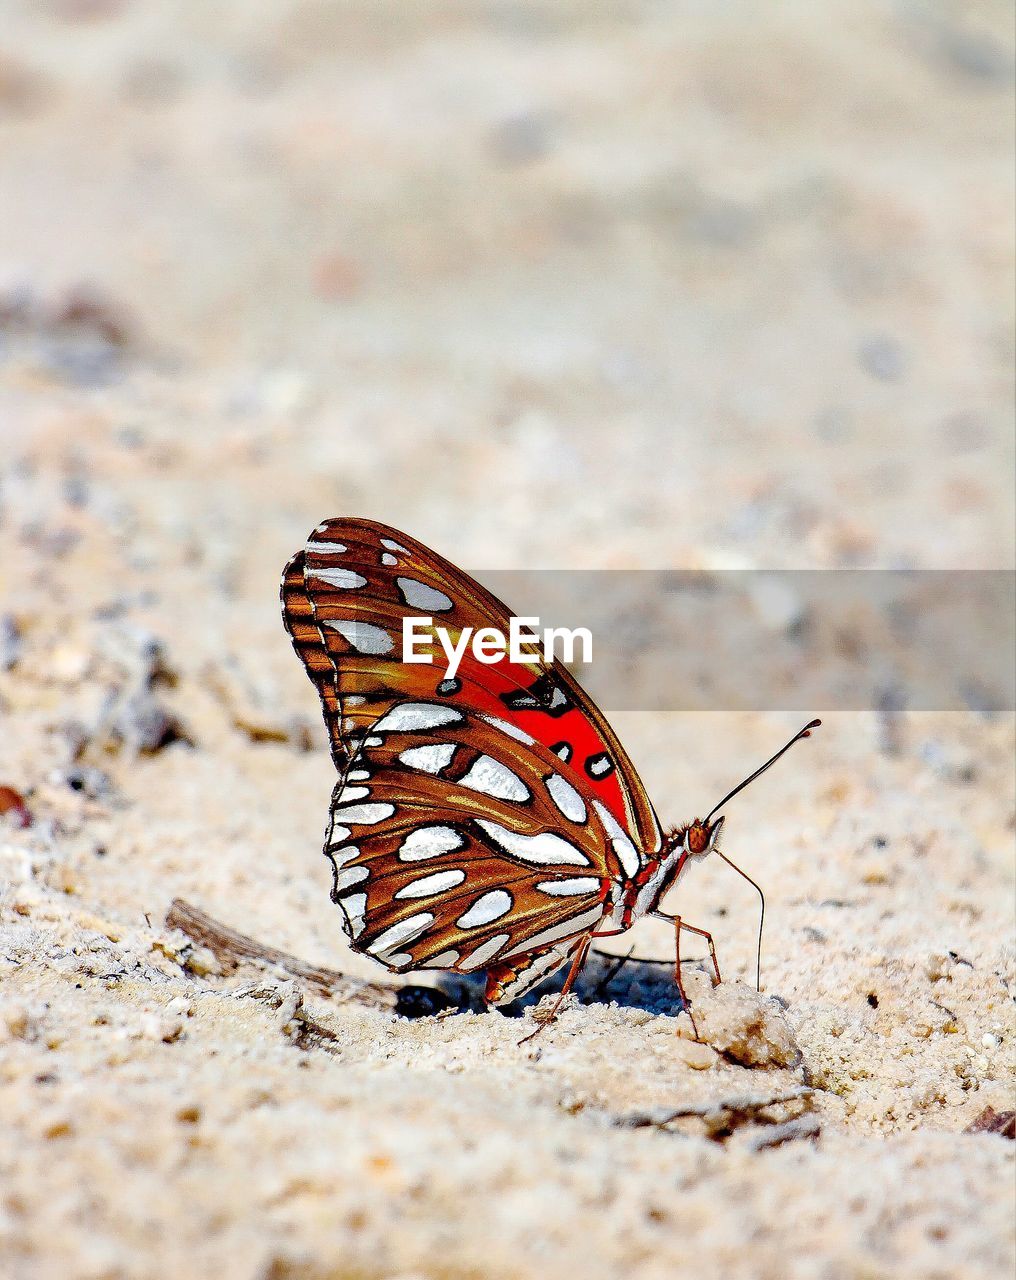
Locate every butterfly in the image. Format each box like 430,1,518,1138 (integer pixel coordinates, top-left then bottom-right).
282,518,818,1032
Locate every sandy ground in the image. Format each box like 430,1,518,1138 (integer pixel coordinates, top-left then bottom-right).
1,3,1014,1279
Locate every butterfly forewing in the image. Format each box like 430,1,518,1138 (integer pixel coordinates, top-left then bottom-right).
282,518,662,998
281,549,348,766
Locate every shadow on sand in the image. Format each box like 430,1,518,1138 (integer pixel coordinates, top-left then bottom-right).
402,949,695,1020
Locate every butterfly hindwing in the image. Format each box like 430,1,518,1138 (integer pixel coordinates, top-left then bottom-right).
483,938,589,1006
322,706,619,977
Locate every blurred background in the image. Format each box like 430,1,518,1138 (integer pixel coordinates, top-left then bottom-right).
2,0,1013,975
2,0,1012,579
2,0,1014,1004
1,6,1014,1278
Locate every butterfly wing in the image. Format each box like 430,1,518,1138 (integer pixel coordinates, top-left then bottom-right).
282,518,663,997
482,938,589,1005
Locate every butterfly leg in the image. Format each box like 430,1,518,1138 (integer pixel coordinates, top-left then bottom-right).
648,912,721,986
517,933,593,1045
676,919,722,987
649,912,723,1040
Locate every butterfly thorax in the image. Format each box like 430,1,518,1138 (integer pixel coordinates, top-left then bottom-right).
612,816,724,929
611,833,685,928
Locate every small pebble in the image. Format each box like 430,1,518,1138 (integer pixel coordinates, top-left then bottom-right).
50,643,90,682
675,1040,716,1070
139,1012,183,1043
3,1006,35,1041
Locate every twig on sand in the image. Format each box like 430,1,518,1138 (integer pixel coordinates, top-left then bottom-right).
230,981,344,1054
164,897,450,1016
744,1115,822,1151
615,1085,817,1143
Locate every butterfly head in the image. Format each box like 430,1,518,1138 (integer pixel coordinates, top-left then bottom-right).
681,815,724,859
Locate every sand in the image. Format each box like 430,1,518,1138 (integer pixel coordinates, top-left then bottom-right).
1,3,1014,1278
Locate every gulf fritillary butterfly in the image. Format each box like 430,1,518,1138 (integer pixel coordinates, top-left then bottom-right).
282,518,818,1031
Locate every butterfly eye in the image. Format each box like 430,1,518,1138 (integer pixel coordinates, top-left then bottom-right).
687,823,710,855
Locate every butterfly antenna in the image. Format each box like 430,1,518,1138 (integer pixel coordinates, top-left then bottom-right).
705,719,821,823
716,851,765,991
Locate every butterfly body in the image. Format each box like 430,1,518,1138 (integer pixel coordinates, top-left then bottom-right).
282,518,812,1013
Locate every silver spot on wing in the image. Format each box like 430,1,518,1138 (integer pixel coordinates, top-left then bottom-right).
504,905,603,957
476,819,589,866
334,864,369,891
308,567,366,589
395,869,467,899
535,877,600,897
459,933,511,971
458,756,530,802
456,890,513,928
334,802,395,825
397,577,453,612
591,800,641,879
324,619,393,655
367,912,434,959
398,743,456,774
398,825,466,862
545,773,587,824
478,714,535,746
375,702,463,731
